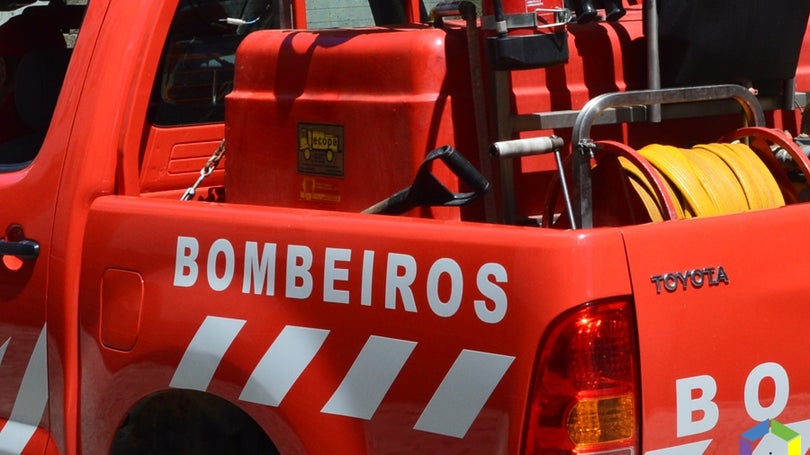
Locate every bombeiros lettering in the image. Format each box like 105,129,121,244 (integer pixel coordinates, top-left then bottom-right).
676,362,792,438
173,236,508,324
650,266,728,294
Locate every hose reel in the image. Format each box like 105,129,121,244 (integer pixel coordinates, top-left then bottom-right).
490,86,807,228
529,86,810,228
562,84,808,228
542,133,802,229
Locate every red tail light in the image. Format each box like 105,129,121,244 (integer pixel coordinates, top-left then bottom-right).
525,299,639,454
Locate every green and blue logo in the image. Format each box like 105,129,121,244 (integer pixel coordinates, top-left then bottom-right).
740,419,803,455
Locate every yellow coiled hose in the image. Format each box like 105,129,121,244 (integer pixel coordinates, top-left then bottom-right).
624,142,784,220
617,156,683,221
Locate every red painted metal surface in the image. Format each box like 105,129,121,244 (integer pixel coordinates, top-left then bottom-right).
225,26,475,216
74,3,810,453
0,0,806,453
78,196,631,453
625,205,810,452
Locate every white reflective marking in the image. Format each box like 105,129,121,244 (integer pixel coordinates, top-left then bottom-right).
0,338,10,366
414,349,514,438
0,421,40,455
0,325,49,454
170,316,246,391
322,336,417,419
239,326,329,407
645,439,712,455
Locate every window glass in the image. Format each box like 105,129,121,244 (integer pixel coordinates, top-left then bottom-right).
304,1,481,29
149,0,283,126
0,0,86,167
306,0,375,28
150,0,481,126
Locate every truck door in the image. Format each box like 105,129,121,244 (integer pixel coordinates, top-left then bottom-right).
74,0,290,452
622,207,810,453
0,6,81,454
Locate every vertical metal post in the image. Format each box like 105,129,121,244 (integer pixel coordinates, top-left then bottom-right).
644,0,661,122
276,0,292,28
784,78,796,112
571,140,592,229
459,2,498,223
291,0,307,28
494,71,517,224
554,147,577,229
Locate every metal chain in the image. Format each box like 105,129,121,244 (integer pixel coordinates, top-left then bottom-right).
181,139,226,201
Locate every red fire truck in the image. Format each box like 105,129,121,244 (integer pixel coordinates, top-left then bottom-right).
0,0,808,453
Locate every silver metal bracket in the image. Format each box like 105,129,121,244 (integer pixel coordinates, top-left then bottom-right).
482,9,571,31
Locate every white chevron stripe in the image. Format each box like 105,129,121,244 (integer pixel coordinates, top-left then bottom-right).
184,319,520,438
0,338,10,366
645,439,712,454
0,421,39,455
239,326,329,406
414,349,514,438
0,325,48,455
321,336,417,419
170,316,246,391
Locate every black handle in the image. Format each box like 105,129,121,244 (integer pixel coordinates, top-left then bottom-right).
363,145,490,215
0,239,39,260
425,145,491,197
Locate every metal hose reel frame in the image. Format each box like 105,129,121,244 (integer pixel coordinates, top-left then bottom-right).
569,84,765,229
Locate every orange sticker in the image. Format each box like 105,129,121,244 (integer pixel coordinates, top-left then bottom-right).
300,177,341,204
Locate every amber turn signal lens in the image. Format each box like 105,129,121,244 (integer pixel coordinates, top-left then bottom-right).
566,394,635,445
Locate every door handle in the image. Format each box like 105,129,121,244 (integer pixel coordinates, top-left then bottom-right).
1,224,39,261
0,239,39,260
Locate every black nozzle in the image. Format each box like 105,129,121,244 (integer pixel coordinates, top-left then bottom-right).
574,0,598,24
603,0,626,21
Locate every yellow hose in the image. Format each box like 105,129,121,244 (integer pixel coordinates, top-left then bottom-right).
623,142,784,221
627,175,664,222
638,144,716,217
618,156,685,219
547,139,787,228
723,143,784,208
687,146,748,214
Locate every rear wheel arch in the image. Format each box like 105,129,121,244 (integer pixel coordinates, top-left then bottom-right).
109,389,279,454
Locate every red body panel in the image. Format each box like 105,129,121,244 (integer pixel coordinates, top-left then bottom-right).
0,0,805,453
78,197,631,453
624,205,810,452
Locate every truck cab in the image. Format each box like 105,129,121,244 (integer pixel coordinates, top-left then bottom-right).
0,0,808,454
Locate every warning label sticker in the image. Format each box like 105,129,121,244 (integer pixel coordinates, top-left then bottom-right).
298,123,344,177
299,177,341,204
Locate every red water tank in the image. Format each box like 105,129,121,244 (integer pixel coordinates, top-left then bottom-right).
224,27,477,217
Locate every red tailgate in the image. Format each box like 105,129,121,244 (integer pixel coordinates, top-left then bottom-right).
623,205,810,454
